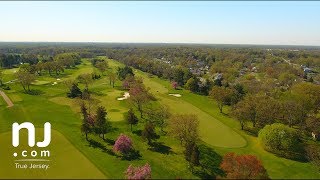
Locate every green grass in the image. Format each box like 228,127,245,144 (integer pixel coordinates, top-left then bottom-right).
0,129,106,179
0,58,319,179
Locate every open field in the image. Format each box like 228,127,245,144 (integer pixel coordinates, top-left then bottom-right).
0,58,319,179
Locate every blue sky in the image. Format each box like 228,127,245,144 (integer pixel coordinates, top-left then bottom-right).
0,1,319,45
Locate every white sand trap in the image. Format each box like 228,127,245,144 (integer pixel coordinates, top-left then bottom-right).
52,82,58,85
169,94,182,97
117,92,130,101
57,78,61,81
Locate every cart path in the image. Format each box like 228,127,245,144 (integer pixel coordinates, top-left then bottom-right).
0,90,13,107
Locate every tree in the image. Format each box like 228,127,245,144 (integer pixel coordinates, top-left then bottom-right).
305,144,320,168
54,53,81,68
305,116,320,140
96,60,108,75
232,94,268,129
113,134,133,155
258,123,304,160
107,71,117,88
255,95,280,127
125,108,138,131
145,105,171,134
0,68,3,86
220,153,268,179
142,122,157,145
125,163,151,179
80,102,92,141
77,73,93,90
15,69,35,92
168,114,199,146
122,75,135,90
129,80,154,118
209,86,234,113
117,66,134,80
67,83,82,98
185,77,199,92
190,144,200,166
291,82,320,113
95,106,110,140
171,81,178,89
184,141,200,166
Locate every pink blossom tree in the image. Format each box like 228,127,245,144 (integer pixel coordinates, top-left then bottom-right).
125,163,151,179
171,81,178,89
113,134,133,154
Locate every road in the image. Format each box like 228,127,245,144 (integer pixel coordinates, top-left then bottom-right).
0,90,14,107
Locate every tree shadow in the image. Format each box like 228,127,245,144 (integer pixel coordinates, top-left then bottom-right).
148,142,175,155
24,89,45,95
192,144,224,179
121,149,142,161
90,91,106,96
132,129,142,136
87,139,116,156
103,138,115,146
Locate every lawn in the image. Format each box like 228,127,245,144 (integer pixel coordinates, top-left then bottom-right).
0,58,319,179
0,129,106,179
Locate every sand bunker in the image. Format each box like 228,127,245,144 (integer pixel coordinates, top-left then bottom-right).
117,92,130,101
52,82,58,85
169,94,182,97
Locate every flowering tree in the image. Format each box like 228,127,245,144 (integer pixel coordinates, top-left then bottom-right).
171,81,178,89
113,134,133,154
125,163,151,179
220,153,268,179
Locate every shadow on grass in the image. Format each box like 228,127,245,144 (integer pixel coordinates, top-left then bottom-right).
103,138,115,146
121,149,142,161
87,139,116,156
191,144,224,179
148,142,175,155
24,89,45,95
132,130,142,136
90,91,106,96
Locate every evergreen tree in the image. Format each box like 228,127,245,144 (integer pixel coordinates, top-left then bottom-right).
80,102,91,141
95,106,110,140
67,83,82,98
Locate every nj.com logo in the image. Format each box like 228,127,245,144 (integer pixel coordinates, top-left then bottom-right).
12,122,51,158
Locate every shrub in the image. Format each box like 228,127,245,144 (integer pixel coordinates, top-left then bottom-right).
125,163,151,179
258,123,305,160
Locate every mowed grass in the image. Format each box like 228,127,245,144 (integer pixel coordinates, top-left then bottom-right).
0,60,197,179
108,59,246,148
0,58,319,179
106,58,320,179
0,129,106,179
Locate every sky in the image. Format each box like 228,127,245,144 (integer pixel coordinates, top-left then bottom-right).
0,1,320,46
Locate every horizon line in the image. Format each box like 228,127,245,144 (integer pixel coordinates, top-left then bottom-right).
0,41,320,47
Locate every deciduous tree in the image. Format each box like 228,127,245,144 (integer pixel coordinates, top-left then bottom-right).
220,153,268,179
125,108,138,131
209,86,234,113
113,134,133,154
15,69,35,92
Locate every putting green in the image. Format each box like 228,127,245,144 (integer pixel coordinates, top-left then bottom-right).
0,129,106,179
